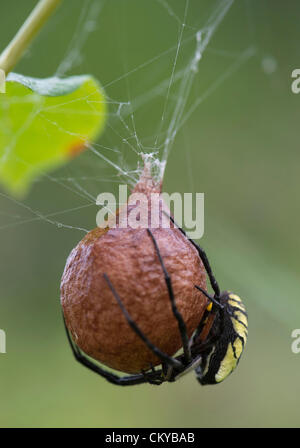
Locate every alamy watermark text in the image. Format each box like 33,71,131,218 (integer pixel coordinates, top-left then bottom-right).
0,329,6,353
291,329,300,354
0,69,6,93
96,185,204,239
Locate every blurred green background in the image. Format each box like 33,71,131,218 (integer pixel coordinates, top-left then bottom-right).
0,0,300,428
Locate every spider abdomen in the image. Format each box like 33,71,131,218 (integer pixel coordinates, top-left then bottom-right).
196,292,248,385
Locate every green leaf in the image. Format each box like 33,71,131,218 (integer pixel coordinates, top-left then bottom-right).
0,73,106,197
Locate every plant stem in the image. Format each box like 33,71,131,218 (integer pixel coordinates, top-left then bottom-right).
0,0,62,75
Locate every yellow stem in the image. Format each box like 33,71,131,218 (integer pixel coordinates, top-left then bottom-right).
0,0,62,75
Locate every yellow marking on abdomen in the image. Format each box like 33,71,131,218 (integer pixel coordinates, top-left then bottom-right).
215,344,237,383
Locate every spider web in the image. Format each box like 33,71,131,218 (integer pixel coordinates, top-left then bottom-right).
0,0,255,235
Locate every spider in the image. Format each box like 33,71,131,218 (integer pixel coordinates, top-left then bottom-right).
63,221,248,386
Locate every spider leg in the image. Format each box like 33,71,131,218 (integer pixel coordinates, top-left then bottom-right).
194,285,224,310
62,314,147,386
166,215,227,354
191,299,225,356
104,273,183,370
167,214,221,298
164,214,226,349
141,366,164,385
147,228,191,364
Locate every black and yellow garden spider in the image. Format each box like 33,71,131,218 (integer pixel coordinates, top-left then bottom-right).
63,220,248,386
